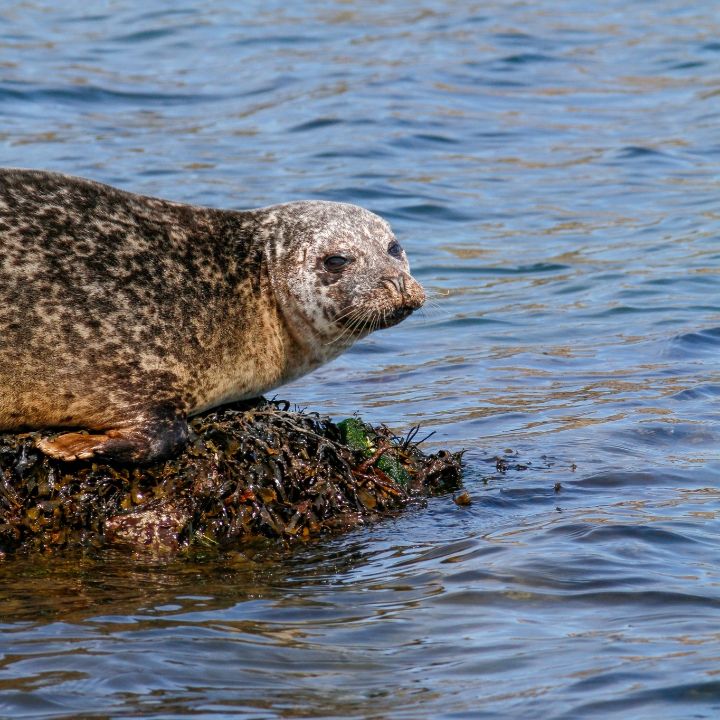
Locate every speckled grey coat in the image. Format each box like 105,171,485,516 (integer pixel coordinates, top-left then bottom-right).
0,169,424,462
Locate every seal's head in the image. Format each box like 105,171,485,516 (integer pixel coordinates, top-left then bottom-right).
264,201,425,348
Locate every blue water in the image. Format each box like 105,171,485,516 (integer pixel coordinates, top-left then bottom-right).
2,1,720,718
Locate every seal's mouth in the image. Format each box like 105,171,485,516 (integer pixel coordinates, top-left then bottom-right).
334,276,425,337
336,303,418,334
377,304,416,329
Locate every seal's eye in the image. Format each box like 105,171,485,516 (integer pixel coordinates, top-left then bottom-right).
323,255,352,272
388,241,403,258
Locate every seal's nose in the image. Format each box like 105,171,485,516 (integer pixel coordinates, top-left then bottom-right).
402,273,425,310
382,273,425,309
405,275,425,310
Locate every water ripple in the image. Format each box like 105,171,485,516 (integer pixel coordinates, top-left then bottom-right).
2,1,720,718
0,83,222,105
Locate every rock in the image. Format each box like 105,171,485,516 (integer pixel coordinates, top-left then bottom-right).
0,401,463,556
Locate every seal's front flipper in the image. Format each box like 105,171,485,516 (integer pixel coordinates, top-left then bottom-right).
36,411,189,464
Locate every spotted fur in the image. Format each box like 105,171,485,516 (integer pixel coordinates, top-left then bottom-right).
0,169,424,462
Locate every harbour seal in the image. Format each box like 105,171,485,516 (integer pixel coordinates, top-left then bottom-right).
0,169,425,463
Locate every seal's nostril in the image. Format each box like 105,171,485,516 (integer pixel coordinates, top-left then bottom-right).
380,276,402,294
381,275,412,297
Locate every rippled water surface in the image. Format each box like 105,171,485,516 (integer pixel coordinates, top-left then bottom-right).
2,1,720,718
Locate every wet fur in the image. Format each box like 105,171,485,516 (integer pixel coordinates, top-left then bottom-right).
0,169,424,462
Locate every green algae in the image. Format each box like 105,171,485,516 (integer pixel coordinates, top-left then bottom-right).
338,417,411,487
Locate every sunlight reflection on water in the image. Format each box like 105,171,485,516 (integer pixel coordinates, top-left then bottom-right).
2,1,720,718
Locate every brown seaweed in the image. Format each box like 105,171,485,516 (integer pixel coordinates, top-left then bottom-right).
0,400,463,556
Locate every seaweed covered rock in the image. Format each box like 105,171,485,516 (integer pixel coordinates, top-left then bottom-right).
0,401,463,555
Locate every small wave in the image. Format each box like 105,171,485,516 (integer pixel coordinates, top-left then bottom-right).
234,35,321,47
315,185,417,202
499,52,559,64
548,522,702,546
111,28,178,43
492,31,534,43
313,147,392,159
674,326,720,346
390,133,460,148
385,203,472,222
290,117,343,132
614,145,679,162
667,326,720,359
566,679,720,718
667,60,706,70
573,471,686,488
136,8,200,21
671,383,720,400
0,83,222,106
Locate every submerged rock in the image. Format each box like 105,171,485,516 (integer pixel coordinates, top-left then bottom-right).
0,401,463,556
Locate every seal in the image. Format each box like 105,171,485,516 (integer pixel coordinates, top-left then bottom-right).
0,169,425,463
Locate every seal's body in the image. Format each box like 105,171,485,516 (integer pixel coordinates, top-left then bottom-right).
0,169,424,463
